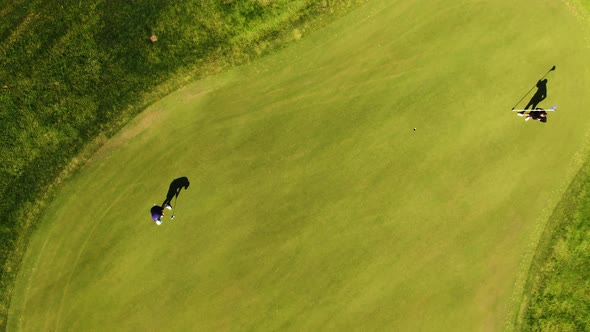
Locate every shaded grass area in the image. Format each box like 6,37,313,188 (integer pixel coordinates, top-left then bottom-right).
516,158,590,331
0,0,364,328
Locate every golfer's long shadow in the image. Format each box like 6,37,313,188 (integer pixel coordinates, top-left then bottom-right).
162,176,190,208
523,79,548,110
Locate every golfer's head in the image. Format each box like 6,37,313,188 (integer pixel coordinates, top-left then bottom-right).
542,79,548,84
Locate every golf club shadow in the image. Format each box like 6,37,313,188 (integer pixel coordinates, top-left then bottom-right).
511,66,555,110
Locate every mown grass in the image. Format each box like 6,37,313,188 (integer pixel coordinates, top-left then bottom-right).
0,0,363,328
516,157,590,331
7,0,590,330
4,0,590,330
513,1,590,330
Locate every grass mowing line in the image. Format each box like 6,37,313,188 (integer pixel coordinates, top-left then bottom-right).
505,129,590,332
507,0,590,330
513,156,590,331
0,1,367,328
0,134,107,328
8,0,590,330
9,214,55,332
52,198,121,330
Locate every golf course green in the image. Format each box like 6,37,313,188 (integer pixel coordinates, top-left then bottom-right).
7,0,590,330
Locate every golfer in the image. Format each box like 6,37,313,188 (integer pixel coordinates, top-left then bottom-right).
162,176,190,209
523,79,547,111
517,108,547,123
150,205,165,225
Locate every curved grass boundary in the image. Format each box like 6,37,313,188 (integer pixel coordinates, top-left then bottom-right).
0,1,366,329
514,152,590,330
8,0,590,330
511,1,590,330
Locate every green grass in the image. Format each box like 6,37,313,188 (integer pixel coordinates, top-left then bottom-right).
515,157,590,331
513,1,590,330
7,0,590,331
512,2,590,331
0,0,362,328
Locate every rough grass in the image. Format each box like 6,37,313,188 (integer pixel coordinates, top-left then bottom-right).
7,0,590,331
512,1,590,330
515,159,590,331
0,0,364,329
511,1,590,330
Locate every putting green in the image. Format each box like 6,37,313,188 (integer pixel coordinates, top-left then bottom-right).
8,0,590,330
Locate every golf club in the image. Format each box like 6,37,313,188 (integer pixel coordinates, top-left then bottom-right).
511,65,556,110
171,195,178,220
